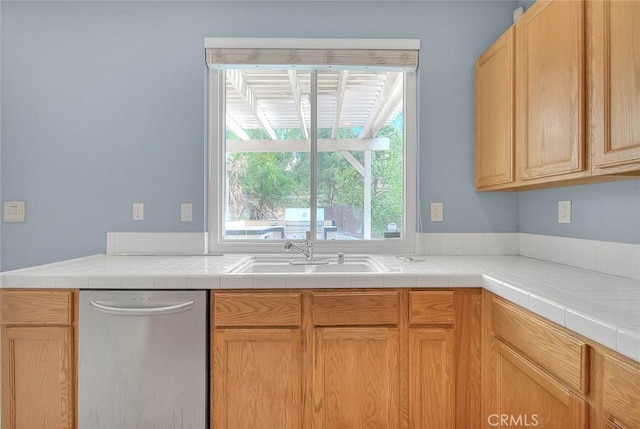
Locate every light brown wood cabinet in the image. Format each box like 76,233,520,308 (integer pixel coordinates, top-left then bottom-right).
0,290,76,429
483,291,640,429
475,0,640,191
515,0,586,182
590,0,640,175
601,354,640,429
212,292,303,429
483,293,589,428
475,27,515,190
212,288,481,429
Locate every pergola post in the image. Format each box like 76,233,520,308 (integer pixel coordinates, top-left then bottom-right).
364,150,372,240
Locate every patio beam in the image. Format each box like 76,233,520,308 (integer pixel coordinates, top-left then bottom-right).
358,73,402,138
226,69,278,139
287,70,309,139
225,138,389,153
332,71,350,139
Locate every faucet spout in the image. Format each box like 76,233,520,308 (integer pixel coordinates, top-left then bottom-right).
284,239,314,261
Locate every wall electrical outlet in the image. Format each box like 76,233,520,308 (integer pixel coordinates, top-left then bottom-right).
558,200,571,224
430,202,444,222
4,201,26,222
133,203,144,221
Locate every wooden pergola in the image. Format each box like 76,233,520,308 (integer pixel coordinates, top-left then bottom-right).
224,69,403,239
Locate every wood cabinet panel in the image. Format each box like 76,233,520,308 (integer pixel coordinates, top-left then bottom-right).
214,292,301,327
2,326,74,429
312,327,399,429
312,291,398,326
602,354,640,429
490,338,588,429
409,329,455,429
590,0,640,172
475,26,515,190
212,329,301,429
409,291,455,326
515,0,586,180
492,297,589,394
1,290,73,325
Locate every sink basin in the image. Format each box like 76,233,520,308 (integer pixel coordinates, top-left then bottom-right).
225,255,387,274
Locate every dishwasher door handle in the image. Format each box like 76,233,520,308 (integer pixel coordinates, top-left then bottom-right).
89,300,195,316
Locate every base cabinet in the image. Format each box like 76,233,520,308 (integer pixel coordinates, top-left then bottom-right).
212,329,302,429
489,338,588,428
409,329,455,428
212,289,481,429
0,290,76,429
313,328,399,428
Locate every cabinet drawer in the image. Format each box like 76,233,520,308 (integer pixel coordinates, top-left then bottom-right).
214,292,301,327
1,290,74,325
491,297,589,394
409,291,455,325
312,291,398,326
603,354,640,429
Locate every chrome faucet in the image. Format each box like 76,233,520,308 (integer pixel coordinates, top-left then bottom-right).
284,239,314,261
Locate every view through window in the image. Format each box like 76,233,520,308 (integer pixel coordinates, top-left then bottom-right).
222,68,406,242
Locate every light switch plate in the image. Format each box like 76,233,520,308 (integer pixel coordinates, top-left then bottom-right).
181,203,193,222
4,201,26,222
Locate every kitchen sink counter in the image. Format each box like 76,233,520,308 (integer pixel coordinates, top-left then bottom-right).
1,253,639,363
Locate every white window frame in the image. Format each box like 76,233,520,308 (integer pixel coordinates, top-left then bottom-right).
206,38,418,255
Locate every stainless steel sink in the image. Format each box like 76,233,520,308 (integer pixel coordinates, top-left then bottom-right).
225,255,387,274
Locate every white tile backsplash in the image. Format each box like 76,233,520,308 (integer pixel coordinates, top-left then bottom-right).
419,233,519,257
419,233,638,281
107,232,207,255
518,234,639,281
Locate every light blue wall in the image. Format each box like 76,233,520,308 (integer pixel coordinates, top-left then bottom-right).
1,1,519,270
519,180,640,244
514,0,640,245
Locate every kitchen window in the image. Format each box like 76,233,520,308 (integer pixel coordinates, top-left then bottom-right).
206,38,418,254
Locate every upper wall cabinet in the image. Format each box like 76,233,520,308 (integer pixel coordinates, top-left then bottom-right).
515,0,587,182
590,0,640,175
475,27,515,190
475,0,640,191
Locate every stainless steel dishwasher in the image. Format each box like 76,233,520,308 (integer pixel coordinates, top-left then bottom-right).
79,290,207,429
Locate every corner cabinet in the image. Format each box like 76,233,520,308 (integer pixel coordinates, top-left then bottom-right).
211,288,482,429
483,294,589,428
0,290,76,429
590,0,640,175
475,0,640,191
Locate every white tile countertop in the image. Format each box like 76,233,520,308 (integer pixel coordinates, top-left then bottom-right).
1,253,639,363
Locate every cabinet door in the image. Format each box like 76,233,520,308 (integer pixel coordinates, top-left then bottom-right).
409,329,455,429
475,27,515,190
488,339,588,428
312,328,399,429
1,326,74,429
591,0,640,171
212,329,302,429
516,0,585,180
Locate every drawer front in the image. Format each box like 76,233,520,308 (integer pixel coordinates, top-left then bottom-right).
409,291,455,325
312,291,399,326
1,290,74,325
491,297,589,393
603,354,640,429
214,292,301,327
